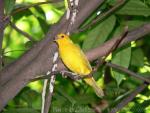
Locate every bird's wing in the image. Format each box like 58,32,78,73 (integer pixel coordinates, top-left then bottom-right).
73,44,92,71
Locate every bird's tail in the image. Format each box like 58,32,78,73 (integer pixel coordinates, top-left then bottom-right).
84,77,104,97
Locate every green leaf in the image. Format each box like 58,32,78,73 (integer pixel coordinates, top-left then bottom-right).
147,0,150,5
13,87,41,108
116,0,150,16
4,0,16,15
30,6,49,34
25,41,34,49
126,20,146,30
130,100,150,113
80,2,107,28
12,8,33,21
111,45,131,85
82,15,116,51
131,48,144,67
112,25,125,38
74,94,96,105
80,10,100,28
30,6,46,20
56,87,76,105
107,0,118,6
36,17,49,34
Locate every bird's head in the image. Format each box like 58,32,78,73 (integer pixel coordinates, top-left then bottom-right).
55,33,70,44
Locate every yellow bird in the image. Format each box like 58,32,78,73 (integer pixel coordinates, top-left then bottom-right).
55,33,104,97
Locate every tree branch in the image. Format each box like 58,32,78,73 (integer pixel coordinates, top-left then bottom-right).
85,23,150,61
106,62,150,84
109,83,148,113
9,21,35,42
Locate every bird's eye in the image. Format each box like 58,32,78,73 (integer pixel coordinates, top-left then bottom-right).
61,35,64,38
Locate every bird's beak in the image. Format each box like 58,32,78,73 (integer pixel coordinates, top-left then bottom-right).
53,39,57,43
54,36,58,42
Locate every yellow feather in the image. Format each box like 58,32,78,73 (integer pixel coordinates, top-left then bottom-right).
55,33,104,97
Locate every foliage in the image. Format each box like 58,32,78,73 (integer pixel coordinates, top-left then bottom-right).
1,0,150,113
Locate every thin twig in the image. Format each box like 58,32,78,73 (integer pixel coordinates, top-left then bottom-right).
109,83,148,113
9,21,35,42
106,62,150,84
78,0,126,32
30,71,58,82
3,50,27,54
11,0,63,15
107,26,129,55
30,70,92,82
